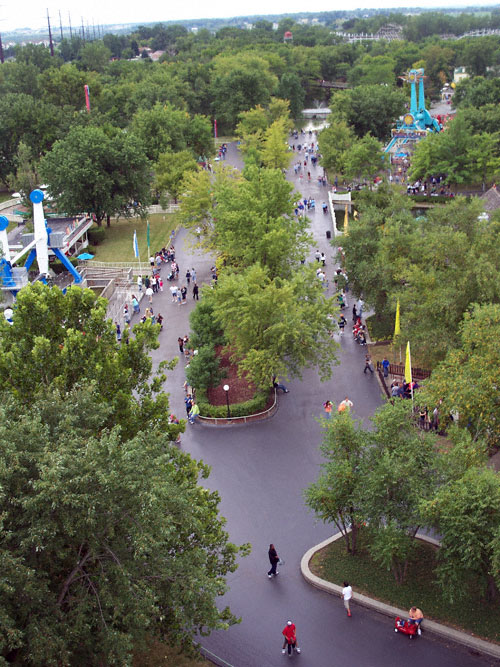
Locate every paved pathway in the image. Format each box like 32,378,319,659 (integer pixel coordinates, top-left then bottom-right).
130,142,492,667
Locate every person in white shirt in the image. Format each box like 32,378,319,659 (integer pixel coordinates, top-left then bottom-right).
342,581,352,617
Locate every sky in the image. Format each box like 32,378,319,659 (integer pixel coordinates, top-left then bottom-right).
2,0,499,32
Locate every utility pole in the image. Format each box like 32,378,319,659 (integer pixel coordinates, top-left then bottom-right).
68,12,73,38
92,20,96,40
47,9,54,56
59,10,63,41
81,17,85,42
0,34,4,65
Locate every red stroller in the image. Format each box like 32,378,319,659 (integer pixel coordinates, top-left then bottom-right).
394,616,419,639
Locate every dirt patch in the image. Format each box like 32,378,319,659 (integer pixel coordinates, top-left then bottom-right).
206,346,258,405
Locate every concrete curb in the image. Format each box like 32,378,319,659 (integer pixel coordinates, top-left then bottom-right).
300,531,500,660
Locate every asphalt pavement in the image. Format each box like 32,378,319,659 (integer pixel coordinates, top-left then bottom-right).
134,141,494,667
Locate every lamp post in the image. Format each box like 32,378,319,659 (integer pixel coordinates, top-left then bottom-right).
223,384,230,418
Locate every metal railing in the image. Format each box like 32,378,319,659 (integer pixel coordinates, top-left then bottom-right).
198,391,278,426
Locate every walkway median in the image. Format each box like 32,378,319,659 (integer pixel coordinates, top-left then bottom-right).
301,532,500,661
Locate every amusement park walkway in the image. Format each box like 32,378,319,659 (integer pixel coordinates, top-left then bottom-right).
136,143,493,667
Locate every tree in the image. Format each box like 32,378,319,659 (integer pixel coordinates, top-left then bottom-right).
318,121,355,175
361,401,440,584
261,118,291,170
329,85,406,141
305,412,368,555
0,387,247,664
277,72,305,118
6,141,40,208
348,54,396,87
421,304,500,445
210,53,278,131
343,134,383,184
211,263,339,389
40,125,151,226
206,165,311,278
0,283,170,439
155,150,199,203
420,466,500,602
79,41,112,73
41,64,101,110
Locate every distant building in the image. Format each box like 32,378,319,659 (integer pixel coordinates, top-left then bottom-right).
481,185,500,212
454,66,469,84
284,31,293,43
150,50,165,62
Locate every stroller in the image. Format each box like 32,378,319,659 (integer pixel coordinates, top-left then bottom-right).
394,617,419,639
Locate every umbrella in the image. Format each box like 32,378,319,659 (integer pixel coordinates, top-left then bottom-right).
77,252,94,260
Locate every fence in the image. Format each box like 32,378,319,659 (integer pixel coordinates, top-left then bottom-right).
198,391,278,426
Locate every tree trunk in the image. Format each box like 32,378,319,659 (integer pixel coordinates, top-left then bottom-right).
351,521,358,556
486,574,498,602
106,214,111,228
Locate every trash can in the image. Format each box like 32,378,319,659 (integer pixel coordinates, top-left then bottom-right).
326,230,331,239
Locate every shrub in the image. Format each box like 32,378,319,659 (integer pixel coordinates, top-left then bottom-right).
189,298,225,349
88,227,107,245
196,389,271,418
186,345,224,391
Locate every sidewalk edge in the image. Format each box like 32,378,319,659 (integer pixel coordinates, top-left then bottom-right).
300,532,500,660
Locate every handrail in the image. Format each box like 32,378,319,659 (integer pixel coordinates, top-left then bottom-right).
198,390,278,426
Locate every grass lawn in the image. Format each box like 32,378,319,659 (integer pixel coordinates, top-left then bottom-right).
310,529,500,643
0,192,13,203
89,213,177,263
134,640,207,666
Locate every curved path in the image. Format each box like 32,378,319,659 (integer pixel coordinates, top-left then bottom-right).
144,142,492,666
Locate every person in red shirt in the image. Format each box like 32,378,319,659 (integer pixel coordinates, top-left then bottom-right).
282,620,301,655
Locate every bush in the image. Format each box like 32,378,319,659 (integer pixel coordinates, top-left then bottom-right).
88,227,107,245
185,345,224,391
196,389,271,418
189,298,225,349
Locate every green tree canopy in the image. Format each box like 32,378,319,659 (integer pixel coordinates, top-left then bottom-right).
329,85,406,141
0,283,169,438
0,387,246,664
40,125,151,226
211,262,338,389
155,150,199,203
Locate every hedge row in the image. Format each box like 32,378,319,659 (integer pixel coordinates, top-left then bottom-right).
197,389,271,418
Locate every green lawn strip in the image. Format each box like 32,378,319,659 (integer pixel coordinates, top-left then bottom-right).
89,213,177,264
0,192,13,203
310,530,500,643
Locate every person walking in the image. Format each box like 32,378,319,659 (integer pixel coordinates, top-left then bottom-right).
338,397,353,413
338,314,347,335
123,303,131,324
115,322,121,343
382,356,390,378
363,354,374,374
342,581,352,617
188,402,200,424
323,400,333,419
131,295,140,315
321,252,326,266
185,269,191,285
193,283,199,300
181,285,187,304
268,543,280,578
178,337,184,355
314,249,321,262
282,621,301,655
145,286,153,305
137,275,142,292
352,303,357,322
191,268,196,283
